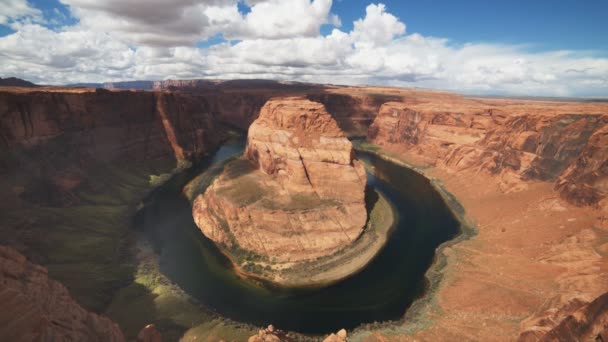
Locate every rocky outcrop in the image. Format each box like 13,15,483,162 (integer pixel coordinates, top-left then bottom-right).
193,97,367,264
248,325,292,342
137,324,162,342
556,123,608,206
323,329,348,342
369,102,608,206
518,291,608,341
245,97,366,202
0,245,125,341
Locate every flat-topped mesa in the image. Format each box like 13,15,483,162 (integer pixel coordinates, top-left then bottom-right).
245,97,366,202
193,97,368,268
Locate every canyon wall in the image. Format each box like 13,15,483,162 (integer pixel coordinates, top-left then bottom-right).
519,291,608,341
0,89,223,208
0,245,125,341
0,89,220,163
308,92,402,136
369,102,608,206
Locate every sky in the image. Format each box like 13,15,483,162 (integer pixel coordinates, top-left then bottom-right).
0,0,607,96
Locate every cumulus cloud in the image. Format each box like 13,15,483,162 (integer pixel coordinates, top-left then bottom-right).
57,0,340,46
351,3,405,46
0,1,606,96
226,0,339,39
0,0,43,25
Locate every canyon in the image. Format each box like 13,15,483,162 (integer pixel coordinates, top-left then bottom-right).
0,79,607,341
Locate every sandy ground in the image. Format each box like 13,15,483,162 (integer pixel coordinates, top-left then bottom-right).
355,148,608,342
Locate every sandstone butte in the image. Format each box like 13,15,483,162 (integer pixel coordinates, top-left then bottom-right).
192,97,373,285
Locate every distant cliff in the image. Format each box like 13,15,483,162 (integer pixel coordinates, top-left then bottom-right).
0,77,38,87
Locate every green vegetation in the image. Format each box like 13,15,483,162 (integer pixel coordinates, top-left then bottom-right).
183,155,239,201
0,158,174,311
352,139,381,152
258,192,339,211
105,241,209,340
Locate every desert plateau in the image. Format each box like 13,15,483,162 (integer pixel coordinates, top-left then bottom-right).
1,1,607,341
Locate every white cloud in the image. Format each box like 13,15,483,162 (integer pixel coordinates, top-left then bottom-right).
0,1,606,96
57,0,340,46
226,0,338,39
351,3,405,47
0,0,43,25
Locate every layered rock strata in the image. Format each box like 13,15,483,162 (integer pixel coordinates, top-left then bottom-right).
364,99,608,341
0,245,125,341
518,291,608,341
369,101,608,206
193,97,367,263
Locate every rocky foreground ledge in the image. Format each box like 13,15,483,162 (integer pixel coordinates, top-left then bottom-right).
0,245,125,341
192,97,394,286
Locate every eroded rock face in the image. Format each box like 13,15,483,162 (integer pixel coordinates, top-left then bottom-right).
245,97,366,202
556,123,608,206
518,291,608,342
193,97,367,263
369,102,608,205
0,245,125,341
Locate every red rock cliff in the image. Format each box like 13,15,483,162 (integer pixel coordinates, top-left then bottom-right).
0,245,125,341
0,89,219,163
369,101,608,206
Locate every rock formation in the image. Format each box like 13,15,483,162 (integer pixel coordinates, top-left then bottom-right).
248,325,292,342
365,97,608,341
0,245,125,341
0,89,219,163
369,101,608,206
322,328,348,342
193,97,367,264
518,291,608,341
137,324,162,342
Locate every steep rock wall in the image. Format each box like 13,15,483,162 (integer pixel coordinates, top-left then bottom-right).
0,89,219,163
0,245,125,341
369,102,608,206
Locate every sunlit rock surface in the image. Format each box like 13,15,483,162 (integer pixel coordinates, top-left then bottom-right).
193,97,367,263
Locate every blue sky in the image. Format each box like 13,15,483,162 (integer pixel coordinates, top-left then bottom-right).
7,0,607,52
0,0,606,96
329,0,608,52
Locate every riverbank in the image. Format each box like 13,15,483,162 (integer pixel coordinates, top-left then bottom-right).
351,142,608,341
